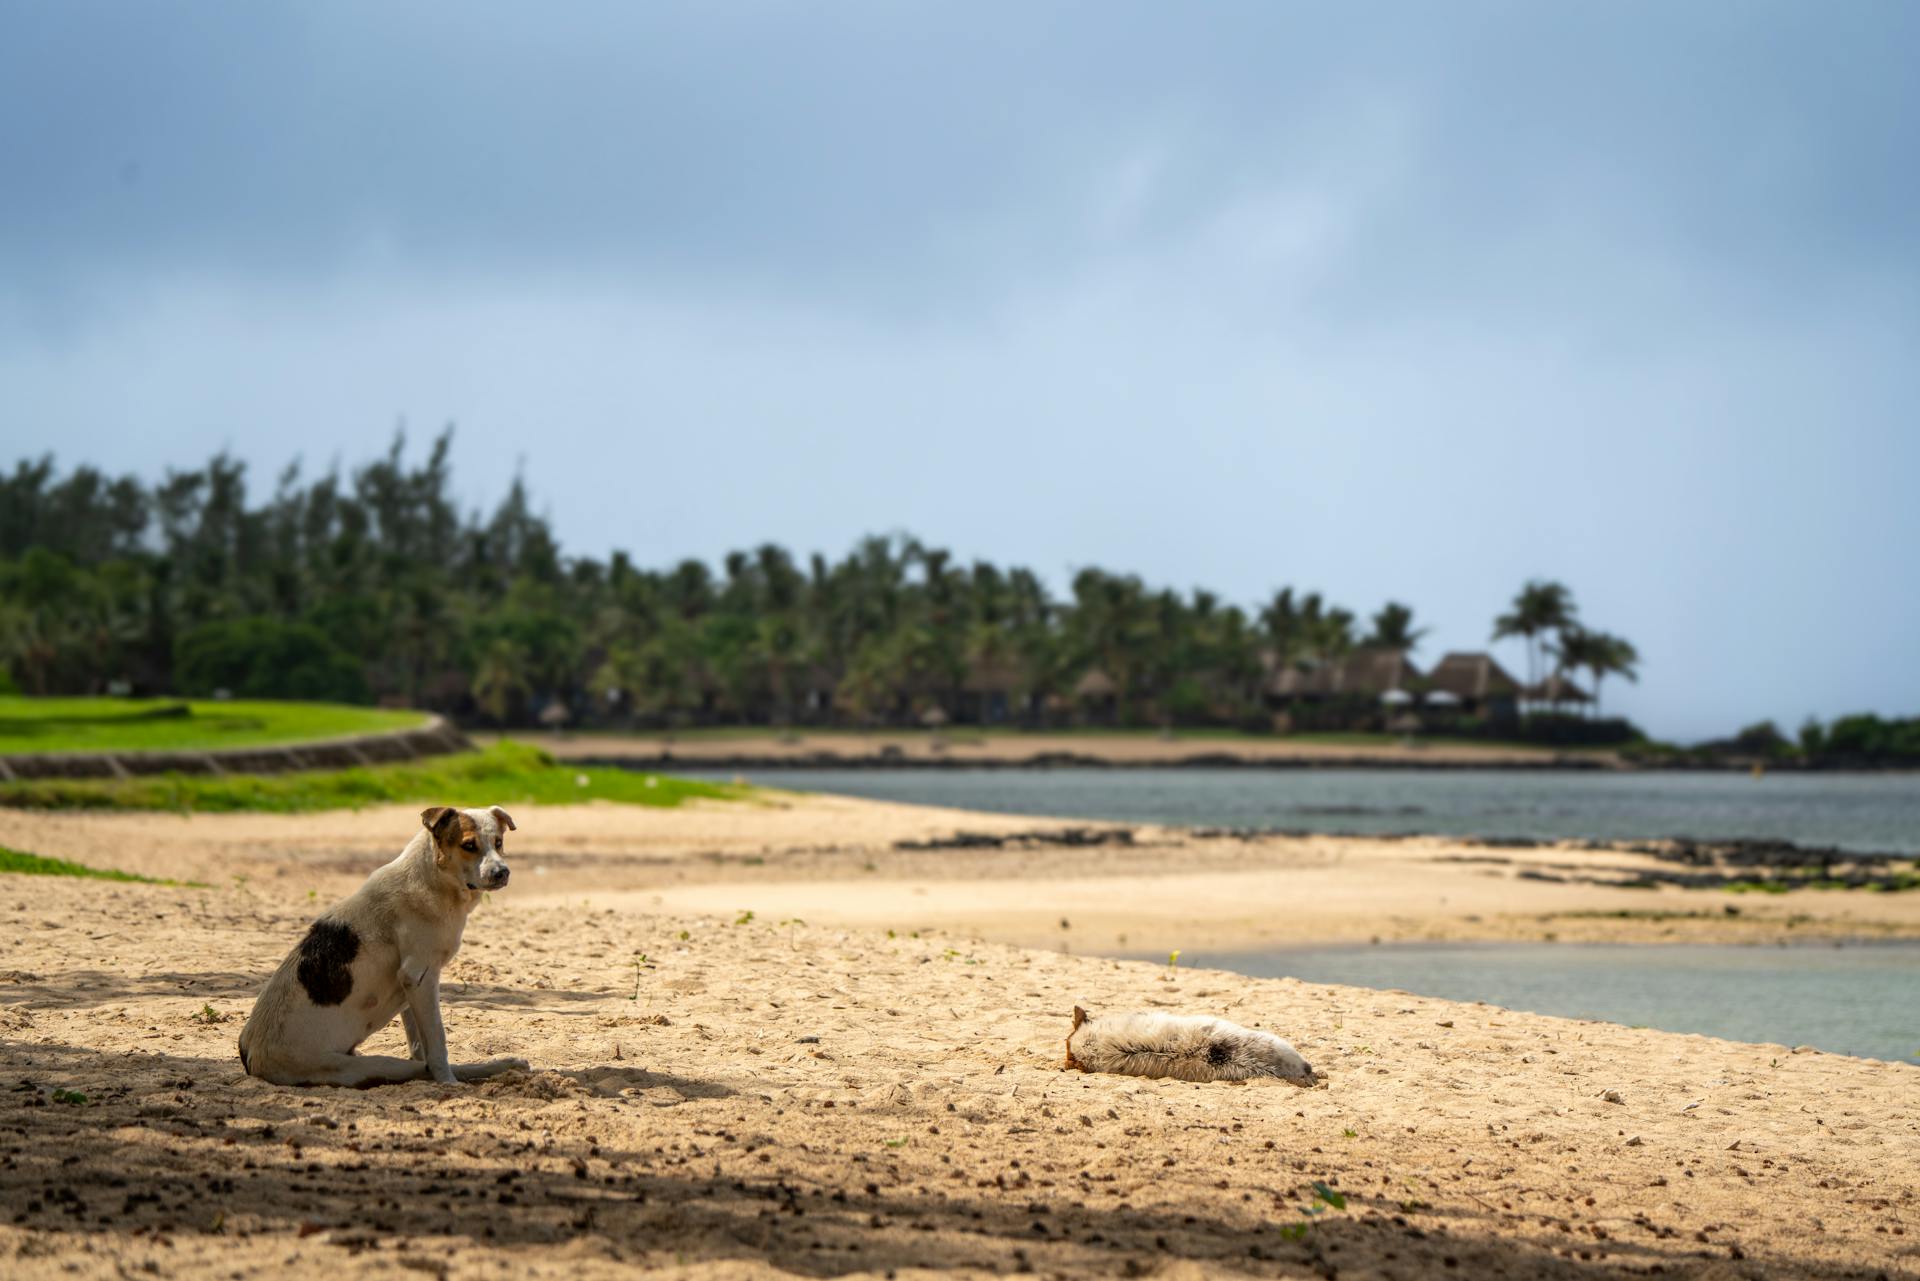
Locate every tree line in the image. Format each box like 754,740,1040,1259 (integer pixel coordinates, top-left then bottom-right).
4,434,1631,733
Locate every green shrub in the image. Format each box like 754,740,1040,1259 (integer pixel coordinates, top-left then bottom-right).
1733,720,1796,758
1823,714,1920,762
175,619,369,704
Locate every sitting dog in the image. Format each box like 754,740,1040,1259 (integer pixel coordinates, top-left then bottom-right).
1064,1005,1315,1084
238,805,530,1087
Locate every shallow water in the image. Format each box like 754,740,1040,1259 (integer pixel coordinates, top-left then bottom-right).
1160,941,1920,1063
679,766,1920,1056
694,767,1920,854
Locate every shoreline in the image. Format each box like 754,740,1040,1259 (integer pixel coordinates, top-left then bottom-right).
586,751,1627,771
489,729,1920,773
488,729,1629,770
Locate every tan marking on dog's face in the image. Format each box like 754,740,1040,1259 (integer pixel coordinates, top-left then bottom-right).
462,807,513,891
423,807,513,890
426,809,472,860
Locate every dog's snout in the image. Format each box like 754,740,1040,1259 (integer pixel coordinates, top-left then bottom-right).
474,850,511,890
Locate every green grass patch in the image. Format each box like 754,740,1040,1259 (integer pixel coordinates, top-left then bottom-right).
0,845,171,884
0,697,428,755
0,741,751,814
1720,874,1920,894
1724,880,1793,894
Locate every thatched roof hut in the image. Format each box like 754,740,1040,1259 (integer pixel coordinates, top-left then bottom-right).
1072,669,1118,699
1265,649,1423,700
1423,652,1522,702
962,661,1025,694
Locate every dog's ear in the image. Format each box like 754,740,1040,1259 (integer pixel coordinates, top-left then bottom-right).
420,807,460,870
1066,1005,1089,1071
489,806,517,832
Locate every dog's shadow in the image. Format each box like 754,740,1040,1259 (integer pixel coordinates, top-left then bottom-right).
551,1064,738,1100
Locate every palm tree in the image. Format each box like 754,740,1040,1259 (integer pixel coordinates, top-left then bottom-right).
1545,627,1596,715
472,637,531,724
1300,593,1355,665
1546,628,1639,718
1492,580,1578,701
1259,588,1305,668
1365,601,1427,653
1581,631,1639,718
633,618,702,721
589,643,648,721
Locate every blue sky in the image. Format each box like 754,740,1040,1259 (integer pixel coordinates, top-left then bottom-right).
2,2,1916,739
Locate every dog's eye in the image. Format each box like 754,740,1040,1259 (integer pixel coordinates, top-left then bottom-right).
461,839,477,852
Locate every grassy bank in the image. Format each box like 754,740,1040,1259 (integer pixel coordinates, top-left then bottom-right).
0,696,428,754
0,742,752,814
0,845,175,884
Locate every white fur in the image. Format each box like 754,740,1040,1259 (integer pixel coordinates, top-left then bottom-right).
1065,1006,1314,1084
238,805,528,1087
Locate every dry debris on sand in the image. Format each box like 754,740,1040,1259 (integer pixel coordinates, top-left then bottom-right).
1,802,1917,1279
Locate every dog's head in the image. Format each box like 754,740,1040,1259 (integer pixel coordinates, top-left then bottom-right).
420,805,517,892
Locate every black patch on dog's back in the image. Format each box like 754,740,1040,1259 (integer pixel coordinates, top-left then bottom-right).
295,919,359,1006
1206,1040,1233,1067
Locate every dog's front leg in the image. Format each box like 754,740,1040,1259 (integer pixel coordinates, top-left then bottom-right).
401,1008,428,1062
399,958,457,1084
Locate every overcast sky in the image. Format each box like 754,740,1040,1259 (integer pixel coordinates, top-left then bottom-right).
3,2,1916,739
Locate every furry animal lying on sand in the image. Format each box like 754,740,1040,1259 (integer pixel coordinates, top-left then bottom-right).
1064,1006,1315,1084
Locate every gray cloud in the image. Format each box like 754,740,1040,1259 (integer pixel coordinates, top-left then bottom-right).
8,3,1914,310
2,1,1916,738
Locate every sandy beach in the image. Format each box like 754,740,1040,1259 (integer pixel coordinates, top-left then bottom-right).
3,792,1916,1279
10,794,1915,953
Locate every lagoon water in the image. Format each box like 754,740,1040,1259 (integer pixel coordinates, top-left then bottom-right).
1165,942,1920,1064
696,766,1920,855
684,765,1920,1058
